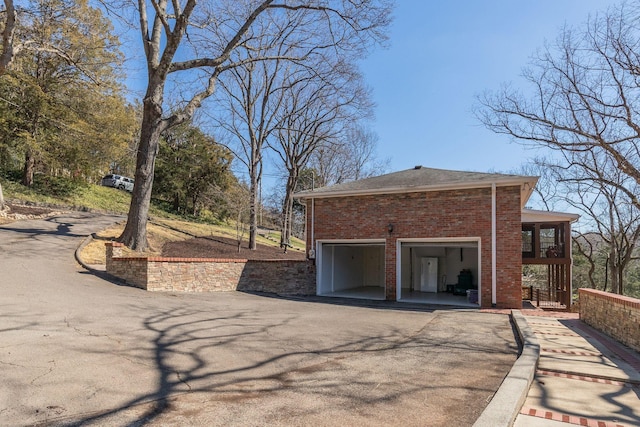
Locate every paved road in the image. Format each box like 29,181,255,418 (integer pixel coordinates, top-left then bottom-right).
0,213,517,426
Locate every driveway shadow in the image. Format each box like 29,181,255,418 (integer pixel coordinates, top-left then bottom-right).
0,216,85,238
54,302,516,426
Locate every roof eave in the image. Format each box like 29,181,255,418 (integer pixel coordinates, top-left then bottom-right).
295,177,538,202
521,208,581,223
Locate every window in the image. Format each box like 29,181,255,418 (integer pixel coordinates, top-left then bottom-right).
522,226,535,257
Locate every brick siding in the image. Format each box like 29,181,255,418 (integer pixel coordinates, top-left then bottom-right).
579,288,640,352
105,242,315,295
307,186,523,308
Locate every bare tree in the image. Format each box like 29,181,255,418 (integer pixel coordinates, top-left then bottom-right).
272,59,372,249
573,232,603,290
511,159,562,211
478,2,640,294
210,26,293,250
544,154,640,294
113,0,391,251
310,123,388,187
211,181,251,252
477,3,640,210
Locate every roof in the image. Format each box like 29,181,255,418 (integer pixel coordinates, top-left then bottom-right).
295,166,539,208
521,209,580,223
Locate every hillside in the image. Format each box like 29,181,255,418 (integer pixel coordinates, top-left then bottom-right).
0,179,305,263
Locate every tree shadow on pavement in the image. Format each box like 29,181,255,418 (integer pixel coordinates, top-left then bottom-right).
53,303,516,427
0,216,85,239
531,319,640,425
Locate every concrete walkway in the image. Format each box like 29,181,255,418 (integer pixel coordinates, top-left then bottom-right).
514,311,640,427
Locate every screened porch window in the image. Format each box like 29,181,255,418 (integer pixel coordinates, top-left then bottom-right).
522,227,534,258
522,223,566,259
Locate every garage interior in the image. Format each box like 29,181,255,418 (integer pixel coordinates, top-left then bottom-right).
317,242,386,300
398,241,480,307
316,240,480,307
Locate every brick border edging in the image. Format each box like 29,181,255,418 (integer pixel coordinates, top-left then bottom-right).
473,310,540,427
519,406,628,427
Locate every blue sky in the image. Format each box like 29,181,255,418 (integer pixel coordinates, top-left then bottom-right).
120,1,619,188
361,0,619,175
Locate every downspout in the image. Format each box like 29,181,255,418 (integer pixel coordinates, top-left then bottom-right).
311,198,315,258
492,183,497,307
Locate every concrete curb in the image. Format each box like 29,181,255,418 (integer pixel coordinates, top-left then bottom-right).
74,234,129,288
473,309,540,427
74,233,104,274
74,217,125,274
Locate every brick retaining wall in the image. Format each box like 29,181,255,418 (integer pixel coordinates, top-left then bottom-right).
105,242,316,295
579,288,640,352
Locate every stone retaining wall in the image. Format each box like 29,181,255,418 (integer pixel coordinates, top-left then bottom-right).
579,288,640,352
105,242,315,295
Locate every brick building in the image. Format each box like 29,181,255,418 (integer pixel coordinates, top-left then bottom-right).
295,166,578,309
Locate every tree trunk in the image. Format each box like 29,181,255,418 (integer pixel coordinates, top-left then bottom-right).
173,192,180,212
22,150,35,187
280,171,297,250
618,266,624,295
236,210,244,252
609,254,620,294
0,181,4,209
118,88,164,251
248,176,257,250
248,161,259,250
0,0,16,75
280,202,289,250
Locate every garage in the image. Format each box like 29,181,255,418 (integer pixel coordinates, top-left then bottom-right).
397,238,481,306
316,240,385,299
297,166,548,308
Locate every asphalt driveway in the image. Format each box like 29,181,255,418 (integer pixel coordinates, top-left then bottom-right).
0,213,517,426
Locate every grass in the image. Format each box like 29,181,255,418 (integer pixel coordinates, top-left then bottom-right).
82,218,305,264
1,176,175,218
1,175,305,263
1,176,133,214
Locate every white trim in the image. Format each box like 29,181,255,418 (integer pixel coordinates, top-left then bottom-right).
398,237,481,243
521,208,580,223
330,246,334,293
492,183,497,306
315,239,322,296
296,177,537,202
396,238,482,304
316,239,386,245
311,199,315,249
396,240,402,300
478,239,482,304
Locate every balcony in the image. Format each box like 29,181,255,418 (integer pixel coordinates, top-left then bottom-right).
521,216,576,310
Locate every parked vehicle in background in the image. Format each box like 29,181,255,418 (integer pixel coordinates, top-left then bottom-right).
101,174,134,192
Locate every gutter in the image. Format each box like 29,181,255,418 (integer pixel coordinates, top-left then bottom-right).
294,177,538,201
492,182,497,306
310,198,315,259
